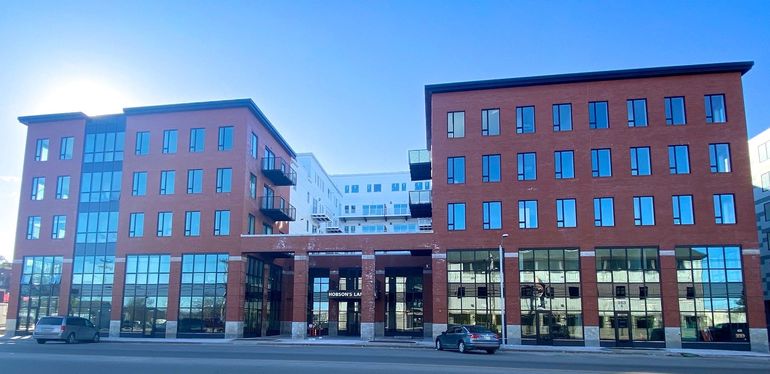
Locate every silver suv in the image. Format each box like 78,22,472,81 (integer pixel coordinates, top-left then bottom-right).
33,316,100,344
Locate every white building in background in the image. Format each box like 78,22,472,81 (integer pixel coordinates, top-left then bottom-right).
291,153,343,234
748,128,770,324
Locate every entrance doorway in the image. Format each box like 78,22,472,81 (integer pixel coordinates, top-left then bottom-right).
338,301,360,336
613,312,632,347
384,268,424,337
535,311,554,345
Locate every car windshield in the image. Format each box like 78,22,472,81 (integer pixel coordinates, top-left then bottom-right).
465,326,493,333
37,317,63,325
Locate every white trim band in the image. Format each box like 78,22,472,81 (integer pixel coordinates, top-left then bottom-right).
580,251,595,257
743,249,761,255
294,255,309,261
432,253,447,259
362,254,375,260
228,255,243,262
115,257,126,263
659,250,675,256
504,252,518,258
171,257,182,262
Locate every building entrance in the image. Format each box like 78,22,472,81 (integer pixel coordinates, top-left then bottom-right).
384,268,423,337
613,312,632,347
338,301,361,336
535,310,554,345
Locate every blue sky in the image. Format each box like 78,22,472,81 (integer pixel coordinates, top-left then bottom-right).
0,1,768,260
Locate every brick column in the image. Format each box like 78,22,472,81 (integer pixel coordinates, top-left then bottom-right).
291,252,309,339
261,262,270,337
374,269,386,338
57,258,73,316
580,250,599,347
109,257,126,337
422,268,433,339
504,252,521,345
431,252,447,340
743,248,769,353
328,269,339,337
659,249,682,348
280,268,294,335
3,260,22,337
165,257,182,338
360,250,376,341
225,255,245,339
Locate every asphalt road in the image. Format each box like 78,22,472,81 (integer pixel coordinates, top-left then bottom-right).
0,339,768,374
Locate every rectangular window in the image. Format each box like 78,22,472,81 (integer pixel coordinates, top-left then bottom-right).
179,254,228,334
79,171,121,203
249,173,257,199
447,203,466,231
84,132,125,163
447,111,465,138
554,150,574,179
162,129,178,154
189,128,205,152
135,131,150,155
591,148,612,177
35,138,49,161
518,200,538,228
762,172,770,192
482,201,502,230
672,195,694,225
247,214,256,235
59,137,74,160
263,223,273,235
482,109,500,136
705,94,727,123
75,211,119,243
517,152,537,180
157,212,173,237
218,126,233,151
391,183,399,191
132,171,147,196
26,216,41,239
373,184,382,192
668,145,690,174
708,143,732,173
15,256,63,333
250,132,258,159
56,175,70,200
594,197,615,227
129,213,144,238
664,96,687,125
589,101,609,129
447,156,466,184
31,176,45,200
633,196,655,226
184,211,200,237
51,215,66,239
393,204,408,214
556,198,577,228
759,141,769,162
713,194,736,224
122,255,170,334
552,103,572,132
216,168,232,193
765,202,770,221
187,169,203,194
516,106,535,134
214,210,231,236
159,170,175,195
630,147,651,176
351,185,359,193
482,154,501,182
627,99,648,127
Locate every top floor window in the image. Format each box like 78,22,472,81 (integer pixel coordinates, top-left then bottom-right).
516,106,535,134
705,94,727,123
250,132,258,159
189,128,205,152
447,111,465,138
35,138,49,161
218,126,233,151
589,101,609,129
59,137,74,160
665,96,687,125
481,109,500,136
162,129,178,154
135,131,150,155
552,103,572,132
627,99,648,127
759,141,770,163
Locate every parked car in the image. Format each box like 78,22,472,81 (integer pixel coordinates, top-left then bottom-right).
33,316,100,344
435,324,501,354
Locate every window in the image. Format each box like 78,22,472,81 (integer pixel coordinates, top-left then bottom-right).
250,132,258,159
447,111,465,138
517,152,537,180
184,211,200,237
518,200,538,228
482,109,500,136
393,203,408,215
35,138,49,161
482,154,501,182
630,147,651,176
157,212,173,237
633,196,655,226
447,156,466,184
218,126,233,151
589,101,609,129
708,143,731,173
187,169,203,194
765,202,770,221
556,198,577,228
75,211,119,243
447,203,466,231
672,195,694,225
59,137,74,160
79,171,121,203
129,213,144,237
31,176,45,200
70,254,115,333
15,256,63,333
189,128,205,152
56,176,70,200
135,131,150,155
214,210,230,236
84,132,125,163
351,185,359,193
705,94,726,123
179,254,228,334
758,141,769,162
664,96,686,125
554,150,574,179
249,173,257,199
162,129,178,154
247,214,256,235
627,99,648,127
591,148,612,177
482,201,502,230
51,215,66,239
668,145,690,174
263,223,273,235
367,183,381,192
448,250,505,334
122,255,170,335
132,172,147,196
713,194,736,224
762,172,770,192
26,216,41,239
216,168,232,193
552,103,572,132
594,197,615,227
362,204,385,215
159,170,175,195
391,183,400,191
516,106,535,134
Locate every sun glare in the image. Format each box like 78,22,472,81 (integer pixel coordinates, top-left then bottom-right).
36,78,134,116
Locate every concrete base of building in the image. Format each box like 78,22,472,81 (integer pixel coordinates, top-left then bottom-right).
750,328,770,353
432,323,447,342
423,323,432,339
3,319,15,338
374,322,384,337
584,326,600,347
225,321,244,339
360,322,375,341
328,321,338,337
165,321,177,339
291,322,307,339
109,320,120,338
280,321,291,335
506,324,522,345
665,327,682,349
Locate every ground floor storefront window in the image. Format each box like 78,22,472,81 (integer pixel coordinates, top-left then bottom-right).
447,250,502,334
308,269,329,336
121,255,170,337
385,268,423,336
178,253,228,336
69,254,115,334
16,256,63,333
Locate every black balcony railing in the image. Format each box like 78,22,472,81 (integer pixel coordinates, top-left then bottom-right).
260,196,296,221
261,157,297,186
409,149,431,181
409,190,432,218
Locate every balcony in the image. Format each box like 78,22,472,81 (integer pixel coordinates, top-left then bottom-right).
409,190,432,218
261,157,297,186
418,218,432,231
260,196,296,221
409,149,431,181
325,226,342,233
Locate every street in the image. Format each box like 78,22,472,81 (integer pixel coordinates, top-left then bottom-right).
0,339,768,374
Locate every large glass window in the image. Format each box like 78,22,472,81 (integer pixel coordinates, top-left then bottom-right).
35,138,49,161
447,156,465,184
517,152,537,181
589,101,609,129
70,255,116,334
56,175,71,200
307,270,330,335
709,143,731,173
185,211,201,237
157,212,173,237
627,99,648,127
630,147,651,176
516,106,535,134
216,168,232,193
664,96,687,125
218,126,233,151
162,129,178,154
122,255,170,336
518,200,538,229
447,202,466,231
633,196,655,226
189,128,205,152
482,154,501,183
179,254,228,334
135,131,150,155
713,194,736,225
705,94,727,123
244,257,265,337
481,109,500,136
59,136,74,160
159,170,175,195
554,150,574,179
482,201,502,230
591,148,612,177
75,211,119,243
187,169,203,194
448,250,502,334
668,145,690,174
672,195,694,225
594,197,615,227
80,172,121,202
556,198,577,228
85,131,125,162
552,103,572,132
447,111,465,138
15,256,63,333
31,177,45,200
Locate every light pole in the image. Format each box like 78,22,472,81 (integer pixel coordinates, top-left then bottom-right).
498,233,509,345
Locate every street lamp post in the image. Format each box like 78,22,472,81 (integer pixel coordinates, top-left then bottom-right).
498,233,509,345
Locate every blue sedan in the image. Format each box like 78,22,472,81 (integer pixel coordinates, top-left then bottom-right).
435,325,501,354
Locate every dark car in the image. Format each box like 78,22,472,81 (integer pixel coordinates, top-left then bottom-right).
435,324,501,354
32,316,100,344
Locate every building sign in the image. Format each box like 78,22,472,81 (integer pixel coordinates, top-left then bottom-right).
328,290,362,299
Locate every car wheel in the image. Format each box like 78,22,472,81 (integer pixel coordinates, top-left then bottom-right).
458,341,467,353
36,339,46,344
66,333,77,344
435,339,443,351
486,349,496,354
92,333,100,343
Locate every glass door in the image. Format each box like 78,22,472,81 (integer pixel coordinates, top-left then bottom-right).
614,312,632,346
338,301,360,336
536,311,553,345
